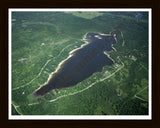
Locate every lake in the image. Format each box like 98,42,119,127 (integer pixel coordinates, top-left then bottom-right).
33,32,117,97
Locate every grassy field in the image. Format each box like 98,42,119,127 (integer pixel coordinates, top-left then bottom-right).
11,11,149,115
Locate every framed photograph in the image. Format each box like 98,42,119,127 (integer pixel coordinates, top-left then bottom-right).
9,8,152,120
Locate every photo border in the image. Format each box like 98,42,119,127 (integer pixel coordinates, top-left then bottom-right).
8,8,152,120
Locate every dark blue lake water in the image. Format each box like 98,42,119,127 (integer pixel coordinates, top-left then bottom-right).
34,32,117,97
